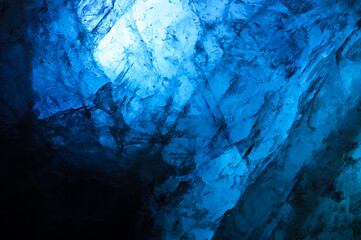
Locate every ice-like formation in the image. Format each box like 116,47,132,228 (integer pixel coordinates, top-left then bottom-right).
2,0,361,239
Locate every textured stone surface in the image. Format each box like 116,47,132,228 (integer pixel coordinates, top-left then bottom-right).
2,0,361,239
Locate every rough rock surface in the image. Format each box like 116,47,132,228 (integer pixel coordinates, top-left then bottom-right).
1,0,361,239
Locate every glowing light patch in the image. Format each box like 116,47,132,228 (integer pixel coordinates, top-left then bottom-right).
132,0,200,78
93,13,136,81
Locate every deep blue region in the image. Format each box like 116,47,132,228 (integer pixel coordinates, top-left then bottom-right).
1,0,361,239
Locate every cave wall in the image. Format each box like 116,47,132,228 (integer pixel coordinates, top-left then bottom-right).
1,0,361,239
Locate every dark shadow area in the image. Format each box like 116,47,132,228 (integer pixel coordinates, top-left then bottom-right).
0,1,170,239
282,100,361,239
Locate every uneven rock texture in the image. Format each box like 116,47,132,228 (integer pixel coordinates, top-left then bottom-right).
1,0,361,239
